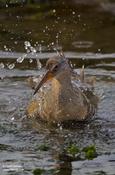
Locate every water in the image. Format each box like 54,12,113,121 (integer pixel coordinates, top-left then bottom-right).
0,1,115,175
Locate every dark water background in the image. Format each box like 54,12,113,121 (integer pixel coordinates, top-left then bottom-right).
0,1,115,175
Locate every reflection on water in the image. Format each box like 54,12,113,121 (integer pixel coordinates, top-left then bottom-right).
0,0,115,53
0,1,115,175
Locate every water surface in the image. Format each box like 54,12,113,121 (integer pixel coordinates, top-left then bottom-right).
0,1,115,175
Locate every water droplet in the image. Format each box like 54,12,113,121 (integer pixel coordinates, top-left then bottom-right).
16,16,20,19
26,49,30,53
45,25,48,29
27,31,31,35
69,98,72,102
4,45,9,51
17,54,27,63
78,14,81,18
59,125,63,131
70,62,73,68
24,41,31,47
11,117,14,121
36,59,42,69
30,46,36,53
53,9,56,13
57,17,60,20
14,41,18,45
38,44,42,53
51,42,54,46
0,63,5,69
29,59,33,63
8,63,15,70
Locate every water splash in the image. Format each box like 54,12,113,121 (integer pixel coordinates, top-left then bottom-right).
24,41,31,48
36,59,42,69
38,44,42,53
24,41,42,69
24,41,37,54
7,63,15,70
4,45,8,51
30,46,36,53
29,59,33,63
0,63,5,69
17,54,27,63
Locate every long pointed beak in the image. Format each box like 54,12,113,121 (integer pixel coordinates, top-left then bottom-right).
33,71,53,95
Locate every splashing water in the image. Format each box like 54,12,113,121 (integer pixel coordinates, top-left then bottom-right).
17,54,27,63
36,59,42,69
38,44,42,53
29,59,33,63
24,41,42,68
24,41,31,48
7,63,15,70
30,46,37,53
24,41,37,54
0,62,5,69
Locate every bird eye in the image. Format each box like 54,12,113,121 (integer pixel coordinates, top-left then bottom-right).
53,65,58,72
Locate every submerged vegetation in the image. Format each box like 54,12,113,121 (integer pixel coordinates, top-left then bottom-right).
33,168,45,175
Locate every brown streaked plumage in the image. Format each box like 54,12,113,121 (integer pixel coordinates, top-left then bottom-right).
27,55,98,123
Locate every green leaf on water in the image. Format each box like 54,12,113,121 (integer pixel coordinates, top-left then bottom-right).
82,145,97,160
66,144,80,156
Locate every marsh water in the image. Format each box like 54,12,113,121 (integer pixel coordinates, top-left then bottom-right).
0,1,115,175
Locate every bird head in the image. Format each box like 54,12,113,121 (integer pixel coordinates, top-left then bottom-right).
33,55,70,95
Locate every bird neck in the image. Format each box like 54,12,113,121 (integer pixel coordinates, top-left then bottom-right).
51,71,72,95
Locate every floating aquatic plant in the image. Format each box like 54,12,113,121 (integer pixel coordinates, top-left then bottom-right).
82,145,97,160
67,144,80,157
63,144,97,161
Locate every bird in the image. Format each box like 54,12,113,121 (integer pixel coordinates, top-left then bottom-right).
27,54,98,124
